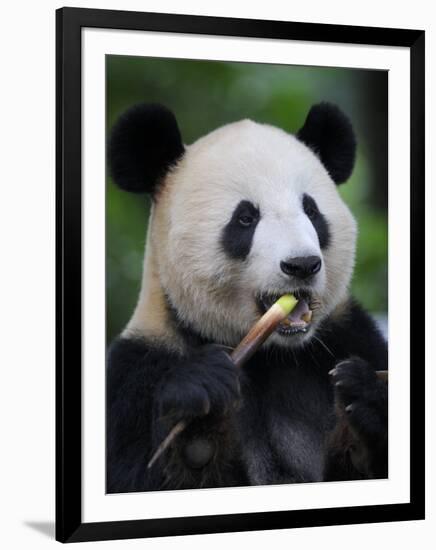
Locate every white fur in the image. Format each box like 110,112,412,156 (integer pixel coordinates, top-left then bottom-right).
126,119,357,348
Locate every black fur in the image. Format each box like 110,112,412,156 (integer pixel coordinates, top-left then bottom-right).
302,193,331,249
329,357,388,478
156,344,240,425
107,339,246,491
108,103,185,195
297,103,356,185
107,299,388,492
221,200,260,260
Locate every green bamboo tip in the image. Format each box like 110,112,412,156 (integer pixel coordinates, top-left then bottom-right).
276,294,298,315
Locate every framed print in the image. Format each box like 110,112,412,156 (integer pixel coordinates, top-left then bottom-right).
56,7,425,543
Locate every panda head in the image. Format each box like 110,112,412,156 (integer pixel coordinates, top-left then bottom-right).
109,102,357,348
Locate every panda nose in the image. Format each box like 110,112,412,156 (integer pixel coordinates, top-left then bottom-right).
280,256,322,280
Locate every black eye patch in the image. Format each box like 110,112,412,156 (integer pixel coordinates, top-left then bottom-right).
221,200,260,260
302,194,330,249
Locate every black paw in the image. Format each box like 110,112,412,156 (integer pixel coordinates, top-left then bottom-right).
157,344,240,425
330,357,388,476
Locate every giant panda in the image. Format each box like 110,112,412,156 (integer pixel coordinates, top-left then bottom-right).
107,102,388,493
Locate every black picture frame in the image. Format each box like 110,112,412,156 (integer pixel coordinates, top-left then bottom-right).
56,7,425,543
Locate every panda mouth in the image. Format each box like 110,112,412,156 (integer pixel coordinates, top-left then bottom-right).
257,290,313,336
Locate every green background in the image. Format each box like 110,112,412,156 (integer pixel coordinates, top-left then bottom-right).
106,56,388,343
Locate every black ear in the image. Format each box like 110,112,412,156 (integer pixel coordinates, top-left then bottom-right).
297,103,356,184
108,103,185,194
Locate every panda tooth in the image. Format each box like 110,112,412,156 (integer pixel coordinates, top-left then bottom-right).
301,311,313,323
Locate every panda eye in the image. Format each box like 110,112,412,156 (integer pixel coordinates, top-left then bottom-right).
238,215,255,227
305,206,318,219
303,194,319,220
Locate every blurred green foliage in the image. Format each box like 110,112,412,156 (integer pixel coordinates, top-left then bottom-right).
107,56,388,342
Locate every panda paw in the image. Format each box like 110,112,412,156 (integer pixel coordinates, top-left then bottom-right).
157,344,241,426
330,357,388,476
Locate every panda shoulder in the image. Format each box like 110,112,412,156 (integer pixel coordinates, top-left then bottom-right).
107,335,178,380
326,298,388,369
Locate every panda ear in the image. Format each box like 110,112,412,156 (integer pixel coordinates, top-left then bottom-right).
297,102,356,185
108,103,185,194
